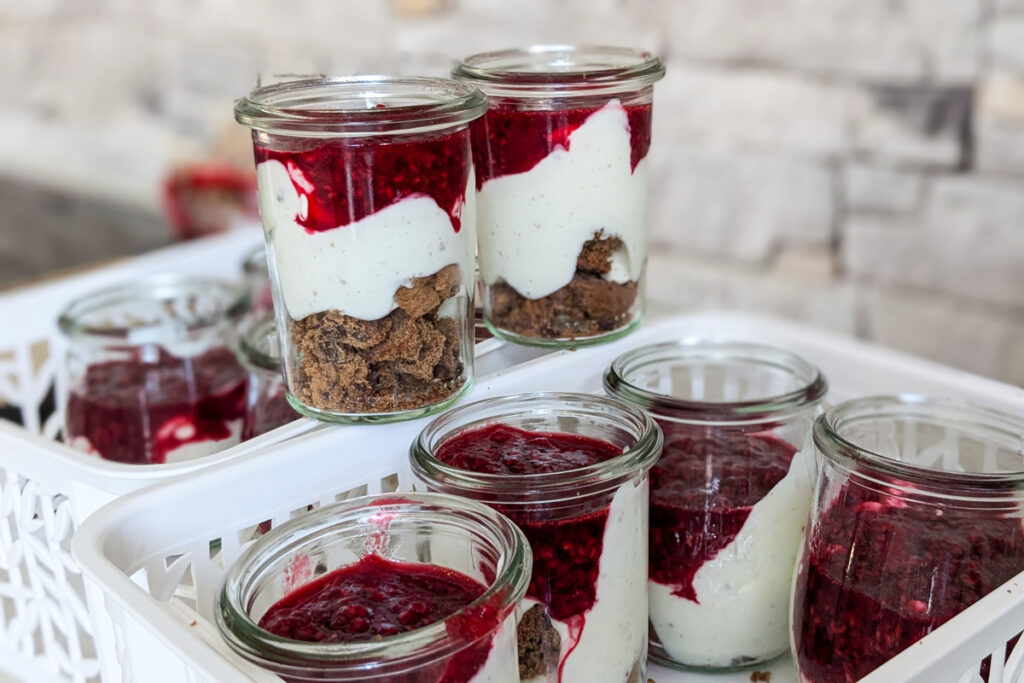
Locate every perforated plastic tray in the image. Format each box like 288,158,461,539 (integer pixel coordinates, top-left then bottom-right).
0,228,535,682
70,312,1024,683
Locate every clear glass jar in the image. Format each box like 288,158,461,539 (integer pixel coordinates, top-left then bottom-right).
603,341,828,670
242,244,274,317
235,76,487,423
58,276,250,464
236,313,297,440
453,46,665,348
216,492,531,682
792,396,1024,683
411,393,662,683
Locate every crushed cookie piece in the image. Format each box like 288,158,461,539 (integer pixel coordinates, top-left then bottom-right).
750,671,771,682
516,604,561,679
488,231,637,340
289,265,465,413
576,230,624,275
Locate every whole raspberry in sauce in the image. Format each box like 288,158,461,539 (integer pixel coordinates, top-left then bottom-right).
254,128,472,233
648,423,797,602
470,100,652,190
793,481,1024,682
65,347,247,464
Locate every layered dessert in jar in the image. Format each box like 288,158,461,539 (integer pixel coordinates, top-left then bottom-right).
59,277,250,464
792,397,1024,682
453,46,665,347
236,313,297,439
216,493,530,682
411,393,662,682
234,77,487,422
604,341,827,669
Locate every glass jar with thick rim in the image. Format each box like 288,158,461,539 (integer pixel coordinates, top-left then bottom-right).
58,275,250,464
216,492,531,683
792,395,1024,683
603,341,828,671
410,392,663,683
234,76,487,423
453,45,665,348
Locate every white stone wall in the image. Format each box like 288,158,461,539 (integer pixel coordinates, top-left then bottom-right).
1,0,1022,384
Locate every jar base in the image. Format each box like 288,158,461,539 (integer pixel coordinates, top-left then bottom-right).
484,314,643,349
647,640,787,673
285,379,472,425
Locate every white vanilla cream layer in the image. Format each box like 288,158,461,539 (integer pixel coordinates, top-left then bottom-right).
522,477,648,682
476,100,648,300
650,443,815,668
256,159,476,321
162,419,244,464
69,419,243,464
469,612,520,683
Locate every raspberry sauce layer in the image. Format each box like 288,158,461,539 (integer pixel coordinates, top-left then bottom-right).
259,553,495,683
259,553,485,641
793,483,1024,683
435,422,621,476
470,100,652,190
65,347,247,464
649,424,797,602
254,129,471,233
435,424,622,620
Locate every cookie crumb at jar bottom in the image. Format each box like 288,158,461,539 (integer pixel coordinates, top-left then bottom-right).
487,233,639,343
288,265,467,415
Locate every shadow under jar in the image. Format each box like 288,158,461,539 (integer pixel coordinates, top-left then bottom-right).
59,276,250,465
234,76,487,423
453,46,665,348
411,392,663,683
603,341,828,671
236,312,298,440
216,493,531,683
792,396,1024,683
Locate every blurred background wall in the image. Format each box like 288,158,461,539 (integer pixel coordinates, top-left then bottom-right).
1,0,1022,384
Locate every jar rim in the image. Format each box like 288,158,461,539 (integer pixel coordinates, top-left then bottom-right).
57,275,249,344
453,45,665,97
410,392,663,501
236,313,280,372
814,395,1024,492
234,75,488,137
603,340,828,423
215,492,530,674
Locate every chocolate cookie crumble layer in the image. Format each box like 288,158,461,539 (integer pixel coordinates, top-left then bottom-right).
517,604,562,680
488,232,638,340
290,264,466,414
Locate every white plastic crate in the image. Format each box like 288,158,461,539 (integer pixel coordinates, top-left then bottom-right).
0,229,321,682
0,228,537,683
70,312,1024,683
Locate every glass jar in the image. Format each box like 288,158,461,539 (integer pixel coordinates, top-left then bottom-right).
792,396,1024,683
453,45,665,348
216,492,531,682
411,392,662,682
236,313,298,439
234,76,487,423
603,341,827,670
58,276,250,464
242,244,274,317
